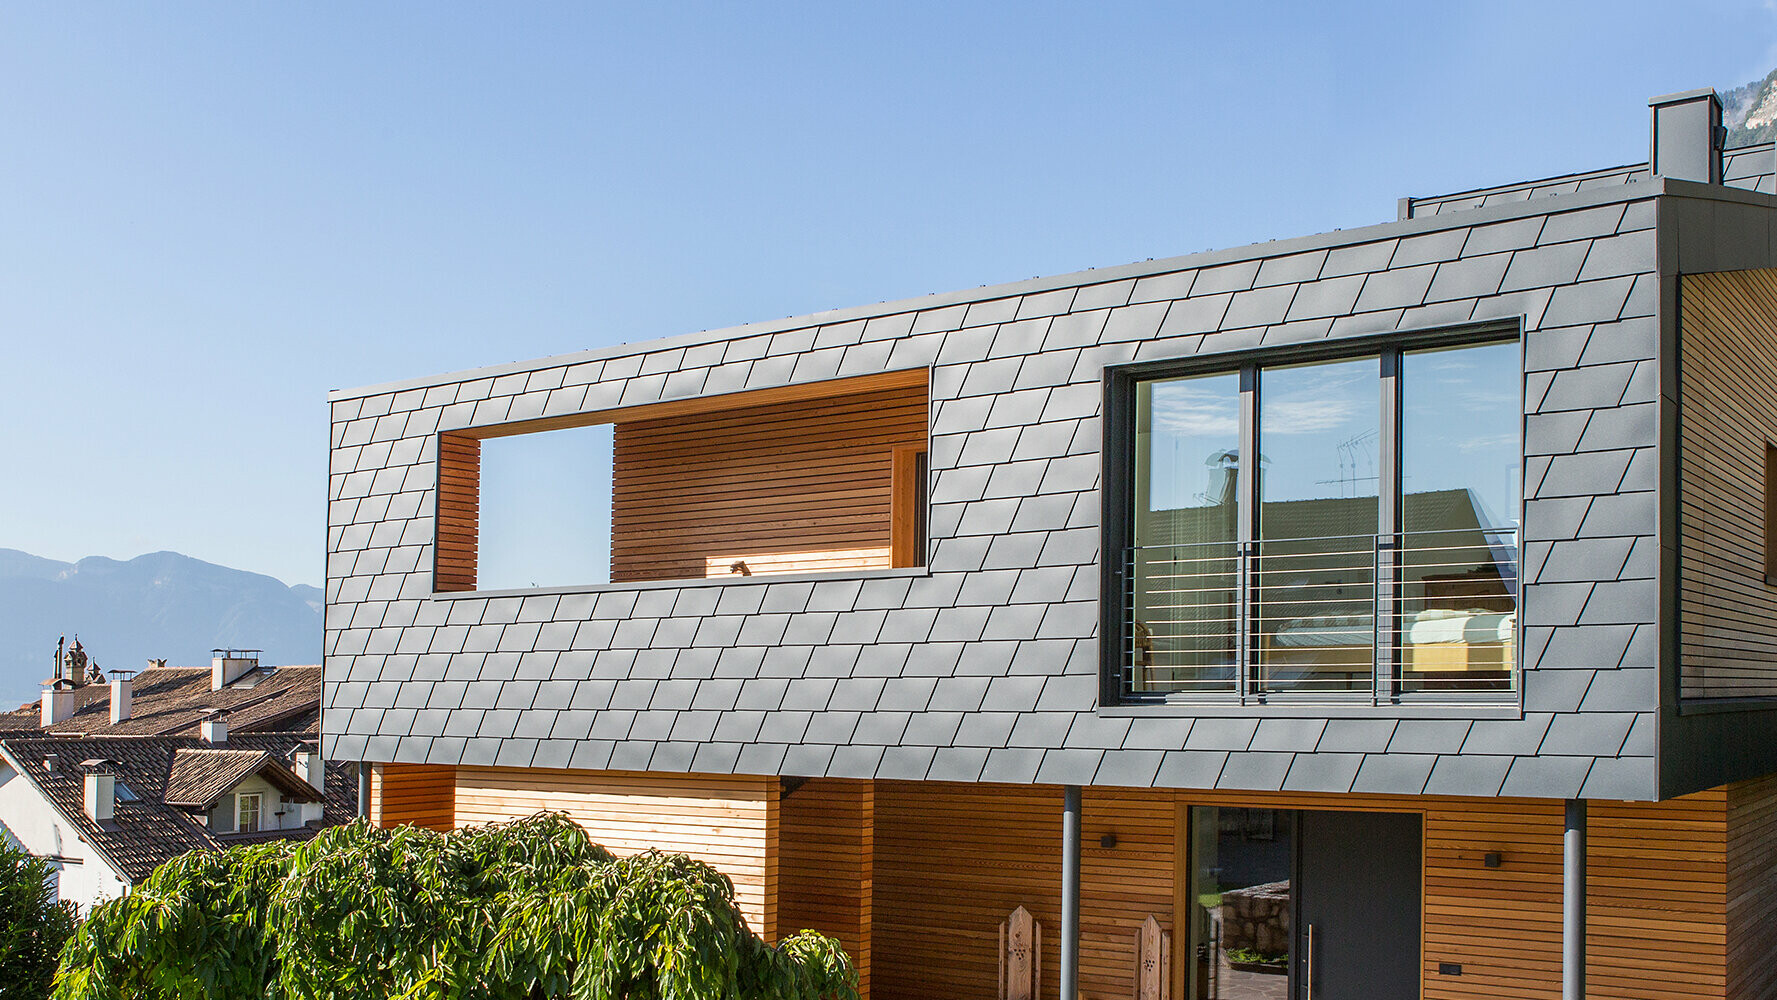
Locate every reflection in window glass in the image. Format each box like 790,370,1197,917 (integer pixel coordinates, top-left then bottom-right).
479,424,615,590
1398,341,1519,693
1131,374,1241,694
1255,358,1379,694
237,792,262,834
1189,807,1292,1000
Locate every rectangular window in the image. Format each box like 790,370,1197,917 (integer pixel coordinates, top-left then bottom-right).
1120,335,1519,703
1766,441,1777,585
435,370,930,592
237,793,262,833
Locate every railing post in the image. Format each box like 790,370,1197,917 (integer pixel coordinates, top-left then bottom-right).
1373,533,1395,705
1236,541,1253,703
1060,785,1082,1000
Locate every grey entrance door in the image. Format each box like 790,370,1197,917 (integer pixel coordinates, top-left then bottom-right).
1295,811,1421,1000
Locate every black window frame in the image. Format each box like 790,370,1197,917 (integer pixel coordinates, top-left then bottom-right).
1100,319,1525,708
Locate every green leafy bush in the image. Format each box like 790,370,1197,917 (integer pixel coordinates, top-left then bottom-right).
0,840,77,999
54,813,856,1000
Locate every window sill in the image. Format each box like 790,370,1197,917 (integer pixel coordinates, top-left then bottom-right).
429,564,932,600
1675,696,1777,716
1098,701,1522,720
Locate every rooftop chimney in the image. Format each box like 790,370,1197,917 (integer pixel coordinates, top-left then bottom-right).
201,709,229,744
109,670,135,725
1650,88,1725,184
293,743,326,823
81,760,118,822
40,684,75,727
211,649,260,691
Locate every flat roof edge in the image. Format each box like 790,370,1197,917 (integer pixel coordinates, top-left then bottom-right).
329,179,1675,403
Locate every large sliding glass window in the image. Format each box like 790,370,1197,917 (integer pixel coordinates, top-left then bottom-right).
1255,358,1380,695
1125,336,1519,702
1131,373,1242,694
1397,341,1520,692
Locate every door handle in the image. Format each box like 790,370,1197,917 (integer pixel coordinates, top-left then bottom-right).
1304,923,1315,1000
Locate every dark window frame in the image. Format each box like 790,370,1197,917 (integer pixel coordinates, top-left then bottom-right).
1100,320,1524,708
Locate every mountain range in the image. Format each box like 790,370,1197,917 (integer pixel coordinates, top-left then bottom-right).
0,549,322,712
1724,68,1777,147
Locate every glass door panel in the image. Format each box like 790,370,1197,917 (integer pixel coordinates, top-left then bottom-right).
1188,807,1293,1000
1398,341,1519,693
1254,358,1380,694
1133,373,1242,694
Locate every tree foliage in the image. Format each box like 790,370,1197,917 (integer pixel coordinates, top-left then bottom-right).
0,839,77,1000
54,813,856,1000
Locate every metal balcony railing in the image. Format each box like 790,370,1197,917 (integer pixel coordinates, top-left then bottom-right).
1122,528,1519,703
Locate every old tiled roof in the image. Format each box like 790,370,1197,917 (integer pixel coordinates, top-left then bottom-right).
162,749,321,809
0,734,358,883
0,665,323,737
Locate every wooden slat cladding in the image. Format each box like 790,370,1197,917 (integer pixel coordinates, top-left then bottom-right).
434,433,480,592
1680,269,1777,697
871,781,1178,1000
453,767,779,939
370,763,456,831
1587,795,1730,1000
1727,774,1777,999
778,779,873,996
609,380,928,582
859,781,1769,1000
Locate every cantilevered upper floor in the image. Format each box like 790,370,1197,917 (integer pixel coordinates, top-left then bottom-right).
324,89,1777,802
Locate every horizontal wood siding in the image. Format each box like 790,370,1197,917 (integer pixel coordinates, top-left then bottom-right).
856,781,1754,1000
1588,794,1729,1000
371,763,457,831
453,767,778,938
871,781,1177,1000
609,380,928,582
778,779,873,997
435,434,479,592
1727,774,1777,999
1680,269,1777,697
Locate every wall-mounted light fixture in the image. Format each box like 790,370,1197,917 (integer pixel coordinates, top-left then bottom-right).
1483,852,1503,868
1099,833,1118,849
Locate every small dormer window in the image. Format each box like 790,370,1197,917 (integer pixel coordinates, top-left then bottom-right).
237,792,262,833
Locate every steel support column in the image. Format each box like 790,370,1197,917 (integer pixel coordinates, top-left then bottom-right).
1061,784,1082,1000
1563,798,1586,1000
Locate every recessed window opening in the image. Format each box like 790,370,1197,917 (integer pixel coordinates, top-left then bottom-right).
1765,441,1777,585
435,370,930,593
480,423,615,591
1124,335,1520,703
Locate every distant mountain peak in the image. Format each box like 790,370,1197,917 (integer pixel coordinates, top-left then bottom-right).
1724,68,1777,147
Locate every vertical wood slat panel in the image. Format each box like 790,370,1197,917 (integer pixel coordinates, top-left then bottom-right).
371,763,457,831
434,433,480,592
452,767,779,939
1680,269,1777,697
609,381,928,583
778,779,874,997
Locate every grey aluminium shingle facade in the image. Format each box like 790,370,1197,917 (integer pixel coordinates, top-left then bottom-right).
324,146,1777,804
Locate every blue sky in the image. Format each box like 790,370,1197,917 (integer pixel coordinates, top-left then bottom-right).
3,1,1774,588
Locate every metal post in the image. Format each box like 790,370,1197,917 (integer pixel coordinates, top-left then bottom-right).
1061,785,1082,1000
1563,798,1586,1000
